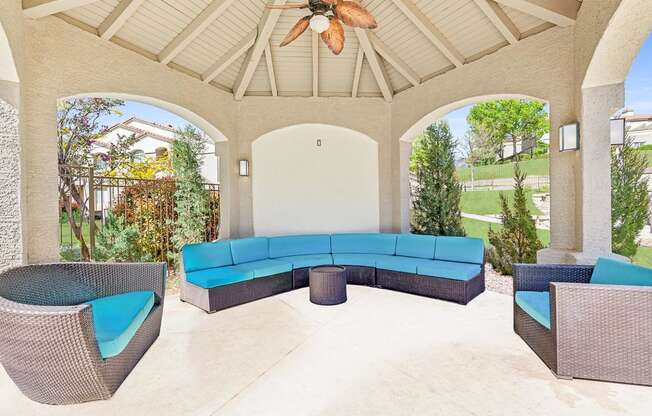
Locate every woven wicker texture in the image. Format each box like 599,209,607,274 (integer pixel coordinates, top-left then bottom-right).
0,263,166,405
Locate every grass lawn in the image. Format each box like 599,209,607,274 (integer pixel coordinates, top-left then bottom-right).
633,245,652,268
59,220,95,246
462,218,550,247
461,189,542,216
457,158,549,182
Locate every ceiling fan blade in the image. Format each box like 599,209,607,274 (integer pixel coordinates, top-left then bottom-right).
335,1,377,29
266,2,309,9
321,17,345,55
321,0,339,5
280,16,311,47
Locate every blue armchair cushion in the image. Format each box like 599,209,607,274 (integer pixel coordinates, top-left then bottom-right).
269,234,332,258
182,240,233,273
230,237,269,264
232,259,293,278
186,267,253,289
591,256,652,287
331,234,397,255
332,253,385,268
277,254,333,269
515,291,551,330
434,237,484,265
395,234,437,259
417,260,481,281
87,291,155,359
375,255,428,274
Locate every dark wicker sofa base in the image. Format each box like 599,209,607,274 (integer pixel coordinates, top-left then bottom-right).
183,265,484,313
377,268,485,305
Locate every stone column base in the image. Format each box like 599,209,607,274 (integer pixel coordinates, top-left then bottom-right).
538,248,629,265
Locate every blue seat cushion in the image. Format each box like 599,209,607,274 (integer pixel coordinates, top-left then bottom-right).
87,291,155,359
376,255,428,273
232,259,293,278
269,235,332,258
331,234,397,255
417,260,481,281
230,237,269,264
395,234,437,259
434,237,484,265
186,267,253,289
515,291,551,330
182,240,233,273
591,256,652,286
277,254,333,269
332,253,384,268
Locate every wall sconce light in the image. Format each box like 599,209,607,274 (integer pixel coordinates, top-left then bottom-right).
559,122,580,152
610,118,625,145
239,159,249,177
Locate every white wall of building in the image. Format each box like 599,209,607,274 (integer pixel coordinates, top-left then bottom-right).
252,124,380,236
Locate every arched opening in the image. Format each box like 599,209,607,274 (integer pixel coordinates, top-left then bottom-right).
252,124,380,236
56,95,226,270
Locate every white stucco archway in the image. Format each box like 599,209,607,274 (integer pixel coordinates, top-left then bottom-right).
398,94,549,233
251,124,380,236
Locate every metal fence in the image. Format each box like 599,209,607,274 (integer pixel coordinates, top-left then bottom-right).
58,165,220,263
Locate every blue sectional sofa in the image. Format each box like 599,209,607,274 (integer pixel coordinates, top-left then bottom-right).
180,233,485,313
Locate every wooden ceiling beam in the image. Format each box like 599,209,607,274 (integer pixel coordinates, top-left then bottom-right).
202,29,256,83
368,32,420,87
98,0,145,40
233,0,287,100
351,47,364,98
391,0,465,68
264,41,278,97
492,0,579,27
473,0,520,44
23,0,98,18
354,28,392,102
312,31,319,97
159,0,236,65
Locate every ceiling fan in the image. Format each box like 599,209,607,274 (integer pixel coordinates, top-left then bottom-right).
266,0,378,55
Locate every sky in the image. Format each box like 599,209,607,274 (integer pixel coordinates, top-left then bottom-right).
97,34,652,143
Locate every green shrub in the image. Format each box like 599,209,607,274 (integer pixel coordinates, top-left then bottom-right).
95,213,151,262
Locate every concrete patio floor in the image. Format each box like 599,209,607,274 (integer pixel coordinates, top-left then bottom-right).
1,287,650,416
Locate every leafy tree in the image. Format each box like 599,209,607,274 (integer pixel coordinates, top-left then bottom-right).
488,163,542,275
95,213,151,262
410,121,465,236
612,134,649,257
170,125,210,261
57,97,128,260
467,99,549,161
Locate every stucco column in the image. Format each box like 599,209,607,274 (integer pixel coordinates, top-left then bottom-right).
570,83,624,263
399,140,412,233
215,141,231,239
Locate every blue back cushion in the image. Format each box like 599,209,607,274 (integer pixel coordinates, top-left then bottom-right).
182,241,233,273
331,234,397,255
230,237,269,264
434,237,484,264
591,257,652,286
395,234,437,259
269,234,332,258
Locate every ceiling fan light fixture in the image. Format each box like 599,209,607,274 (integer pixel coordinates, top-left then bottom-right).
309,14,330,33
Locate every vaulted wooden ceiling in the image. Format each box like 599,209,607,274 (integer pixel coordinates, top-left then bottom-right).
23,0,583,101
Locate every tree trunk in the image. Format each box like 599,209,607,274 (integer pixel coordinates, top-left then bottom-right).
59,173,91,261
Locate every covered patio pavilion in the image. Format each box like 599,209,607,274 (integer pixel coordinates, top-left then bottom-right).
1,0,652,414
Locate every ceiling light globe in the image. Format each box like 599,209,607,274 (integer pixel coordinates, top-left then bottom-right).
310,14,330,33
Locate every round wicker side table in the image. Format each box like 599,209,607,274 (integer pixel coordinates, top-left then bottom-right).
309,265,347,305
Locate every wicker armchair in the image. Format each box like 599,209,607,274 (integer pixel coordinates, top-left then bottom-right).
0,263,166,405
513,263,652,386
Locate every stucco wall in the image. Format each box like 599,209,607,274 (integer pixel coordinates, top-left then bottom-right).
252,124,380,236
0,98,22,271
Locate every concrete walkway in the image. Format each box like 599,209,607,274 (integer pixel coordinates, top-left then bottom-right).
2,288,649,416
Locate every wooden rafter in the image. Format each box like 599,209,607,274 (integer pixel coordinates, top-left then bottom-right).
312,32,319,97
351,47,364,98
391,0,465,68
368,32,420,87
99,0,145,40
202,29,257,83
493,0,579,27
473,0,520,44
233,0,287,100
23,0,98,18
159,0,236,65
264,42,278,97
354,28,392,102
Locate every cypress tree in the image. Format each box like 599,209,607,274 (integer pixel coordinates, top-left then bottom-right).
410,121,465,236
612,134,649,257
488,163,542,275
